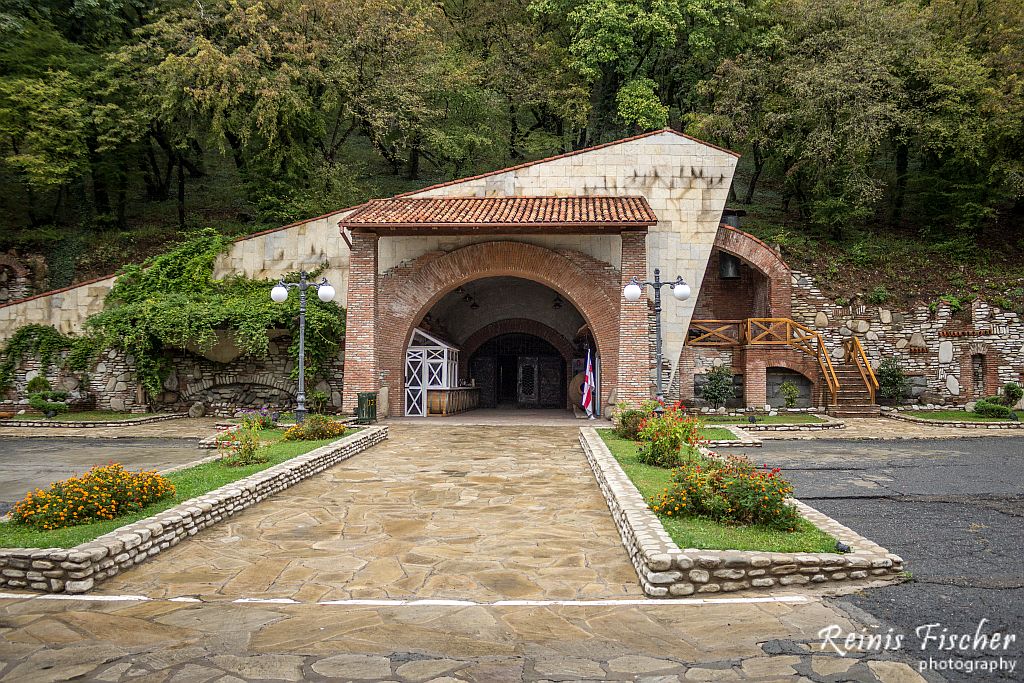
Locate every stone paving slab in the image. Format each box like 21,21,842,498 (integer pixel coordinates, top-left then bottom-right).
0,595,933,682
96,425,642,601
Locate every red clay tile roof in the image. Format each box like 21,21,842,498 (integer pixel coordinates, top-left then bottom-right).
341,196,657,230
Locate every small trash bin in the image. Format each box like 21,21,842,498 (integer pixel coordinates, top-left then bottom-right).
356,392,378,424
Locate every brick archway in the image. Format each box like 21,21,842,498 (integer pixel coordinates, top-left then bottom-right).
460,319,576,371
713,225,791,317
373,241,622,416
737,347,825,408
959,342,1004,401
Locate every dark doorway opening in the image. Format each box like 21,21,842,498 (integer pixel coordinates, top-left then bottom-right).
469,333,567,409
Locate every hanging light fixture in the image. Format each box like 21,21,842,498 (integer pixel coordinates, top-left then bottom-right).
719,252,742,280
553,294,563,309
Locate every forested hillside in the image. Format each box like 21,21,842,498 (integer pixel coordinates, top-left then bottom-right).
1,0,1021,310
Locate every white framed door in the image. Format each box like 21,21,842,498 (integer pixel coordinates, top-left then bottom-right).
405,349,427,416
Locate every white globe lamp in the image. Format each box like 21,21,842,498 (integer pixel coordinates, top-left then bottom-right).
623,282,643,302
672,281,691,301
317,284,336,303
270,285,289,303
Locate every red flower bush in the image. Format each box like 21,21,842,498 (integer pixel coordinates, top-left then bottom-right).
636,401,706,467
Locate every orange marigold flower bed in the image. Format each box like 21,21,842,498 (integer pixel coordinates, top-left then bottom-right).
10,464,175,531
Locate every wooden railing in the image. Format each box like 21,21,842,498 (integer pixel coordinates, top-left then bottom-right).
686,317,842,404
843,336,880,403
686,320,745,346
746,318,841,404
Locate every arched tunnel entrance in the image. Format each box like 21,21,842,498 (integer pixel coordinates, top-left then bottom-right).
407,276,594,416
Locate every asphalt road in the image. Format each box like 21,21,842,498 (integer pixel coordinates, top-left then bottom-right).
0,437,202,514
722,437,1024,682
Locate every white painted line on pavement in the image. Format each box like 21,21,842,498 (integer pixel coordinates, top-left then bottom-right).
0,593,814,607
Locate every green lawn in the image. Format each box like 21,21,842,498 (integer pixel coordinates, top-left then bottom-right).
0,428,354,549
597,429,836,553
8,411,151,422
704,414,825,425
701,426,738,440
902,410,1022,422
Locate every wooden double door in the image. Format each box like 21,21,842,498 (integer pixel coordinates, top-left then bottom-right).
513,355,564,407
471,350,565,409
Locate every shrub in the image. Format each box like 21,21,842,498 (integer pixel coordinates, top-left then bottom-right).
614,400,657,440
282,413,347,441
701,366,735,408
307,390,329,414
779,380,800,409
973,398,1013,419
636,403,703,468
25,376,52,394
10,464,175,531
1000,382,1023,407
28,390,69,415
876,358,908,400
218,426,270,467
865,286,891,305
239,407,275,431
650,454,801,531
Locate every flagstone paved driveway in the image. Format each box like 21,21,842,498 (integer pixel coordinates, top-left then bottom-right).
99,425,641,602
0,425,938,682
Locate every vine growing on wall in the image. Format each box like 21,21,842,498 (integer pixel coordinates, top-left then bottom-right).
0,325,100,392
81,229,346,398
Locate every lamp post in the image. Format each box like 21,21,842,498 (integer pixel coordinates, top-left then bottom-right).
623,268,691,414
270,272,336,424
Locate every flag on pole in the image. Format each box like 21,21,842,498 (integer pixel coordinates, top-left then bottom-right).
581,349,595,419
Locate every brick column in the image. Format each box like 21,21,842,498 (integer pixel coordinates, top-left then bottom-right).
741,348,768,409
617,230,650,406
342,230,379,413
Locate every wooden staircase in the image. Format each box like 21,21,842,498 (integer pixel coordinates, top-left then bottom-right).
827,362,881,417
826,337,881,417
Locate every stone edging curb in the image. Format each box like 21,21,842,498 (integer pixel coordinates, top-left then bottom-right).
579,427,904,598
708,426,761,448
0,413,188,428
0,425,388,595
739,415,845,432
883,412,1024,429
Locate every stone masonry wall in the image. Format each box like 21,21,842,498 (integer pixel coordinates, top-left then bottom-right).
159,341,344,417
2,341,343,417
1,349,144,414
790,271,1024,405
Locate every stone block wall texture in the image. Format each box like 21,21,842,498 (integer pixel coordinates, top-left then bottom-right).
161,341,344,416
1,348,145,414
579,428,903,598
0,210,356,343
0,426,388,594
